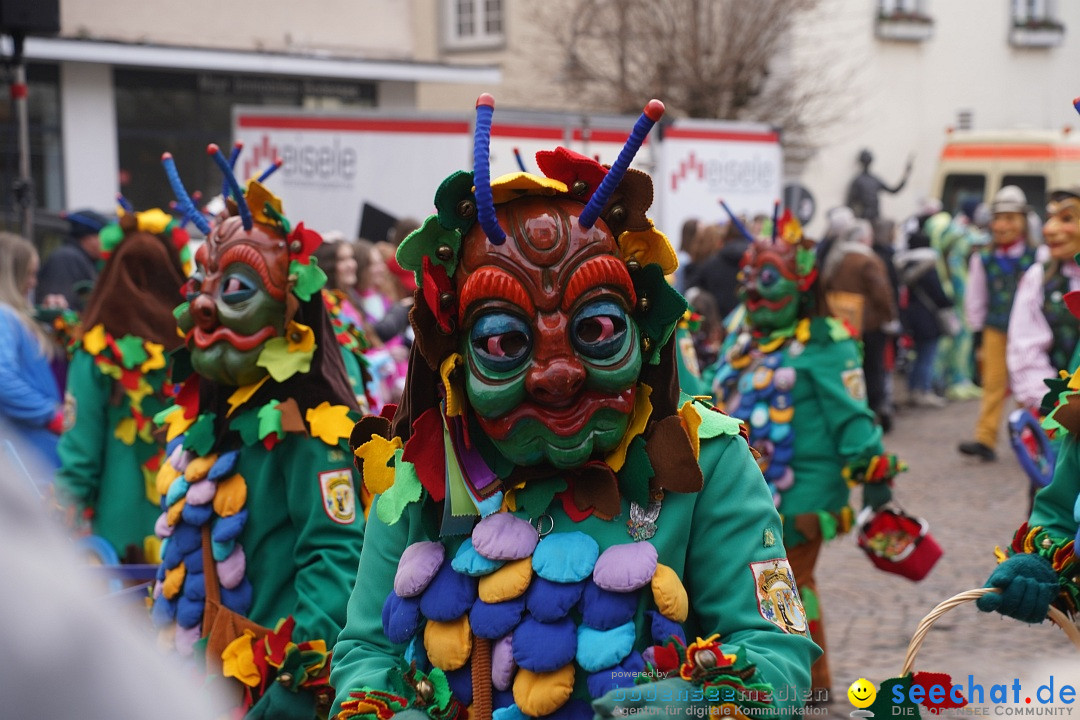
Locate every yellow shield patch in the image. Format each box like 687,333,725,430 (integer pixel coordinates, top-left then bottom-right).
319,468,356,525
750,558,808,636
842,367,867,402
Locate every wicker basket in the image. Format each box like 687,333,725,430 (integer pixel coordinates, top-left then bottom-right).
901,587,1080,677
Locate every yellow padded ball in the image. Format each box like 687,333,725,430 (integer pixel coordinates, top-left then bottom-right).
423,615,472,671
478,556,533,603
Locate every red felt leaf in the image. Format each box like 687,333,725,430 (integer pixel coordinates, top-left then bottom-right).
534,147,607,202
265,616,296,666
288,222,323,263
558,486,594,523
379,403,398,423
912,671,967,711
119,368,142,391
176,377,201,420
401,408,446,501
421,256,454,334
652,643,681,674
262,435,279,451
1065,290,1080,320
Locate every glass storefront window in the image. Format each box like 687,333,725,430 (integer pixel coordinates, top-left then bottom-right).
115,68,376,212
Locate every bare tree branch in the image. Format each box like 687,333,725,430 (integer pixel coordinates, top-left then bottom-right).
534,0,852,169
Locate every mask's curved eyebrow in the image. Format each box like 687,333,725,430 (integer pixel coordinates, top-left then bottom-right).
561,255,636,312
459,266,535,323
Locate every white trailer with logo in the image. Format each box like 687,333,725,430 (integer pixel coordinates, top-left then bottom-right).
233,106,782,243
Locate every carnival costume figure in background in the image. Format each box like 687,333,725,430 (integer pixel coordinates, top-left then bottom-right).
959,185,1039,463
150,145,365,718
54,205,189,562
979,186,1080,626
330,96,818,720
710,219,904,695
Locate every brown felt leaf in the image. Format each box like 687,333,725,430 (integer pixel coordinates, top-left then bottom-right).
409,292,459,372
572,461,622,520
645,416,704,493
276,398,307,435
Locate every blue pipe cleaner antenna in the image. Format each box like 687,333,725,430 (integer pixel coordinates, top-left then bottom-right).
718,199,754,243
578,99,664,230
257,158,284,183
222,141,243,199
512,147,527,173
161,153,212,235
116,193,135,214
208,143,253,231
473,93,506,245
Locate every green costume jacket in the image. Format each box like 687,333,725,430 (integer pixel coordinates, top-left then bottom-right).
713,317,886,546
55,335,173,560
330,418,820,719
151,398,366,677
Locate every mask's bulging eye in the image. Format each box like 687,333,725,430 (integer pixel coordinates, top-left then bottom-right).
572,300,628,360
221,273,257,304
184,271,204,302
471,312,533,372
759,267,779,288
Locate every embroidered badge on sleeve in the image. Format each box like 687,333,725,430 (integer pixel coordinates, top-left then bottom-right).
319,468,357,524
749,558,808,636
842,367,868,401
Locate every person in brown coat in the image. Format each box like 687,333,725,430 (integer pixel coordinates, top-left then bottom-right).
821,219,900,429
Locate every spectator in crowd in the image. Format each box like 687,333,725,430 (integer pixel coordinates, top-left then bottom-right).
895,217,955,408
36,209,108,311
821,219,900,426
691,220,750,320
0,233,63,469
54,213,187,563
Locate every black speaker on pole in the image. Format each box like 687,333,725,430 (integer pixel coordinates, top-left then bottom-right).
0,0,60,36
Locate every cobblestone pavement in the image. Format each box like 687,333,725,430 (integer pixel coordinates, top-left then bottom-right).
813,398,1078,718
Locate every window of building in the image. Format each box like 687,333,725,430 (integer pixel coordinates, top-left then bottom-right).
0,63,64,214
940,173,986,217
877,0,931,22
444,0,505,51
1012,0,1063,29
114,69,375,212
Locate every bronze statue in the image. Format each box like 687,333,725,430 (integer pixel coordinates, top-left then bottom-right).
846,149,913,221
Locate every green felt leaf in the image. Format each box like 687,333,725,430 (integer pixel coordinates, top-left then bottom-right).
434,170,477,235
115,334,149,369
796,245,816,277
429,667,453,710
289,259,327,301
618,436,654,507
183,412,217,455
396,216,461,286
153,404,177,425
817,510,838,541
169,346,194,384
632,263,688,364
172,301,189,321
515,477,567,518
257,402,284,441
686,394,743,439
376,451,423,525
230,408,262,446
256,337,314,382
869,676,920,719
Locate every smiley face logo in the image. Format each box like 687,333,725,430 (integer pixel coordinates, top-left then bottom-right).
848,678,877,709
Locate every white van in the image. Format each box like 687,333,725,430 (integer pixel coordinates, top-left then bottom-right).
931,128,1080,218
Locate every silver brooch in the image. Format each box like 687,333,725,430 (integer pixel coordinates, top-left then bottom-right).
627,500,662,541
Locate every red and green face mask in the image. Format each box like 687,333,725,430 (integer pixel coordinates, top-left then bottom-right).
737,234,818,334
457,196,643,469
177,216,291,387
